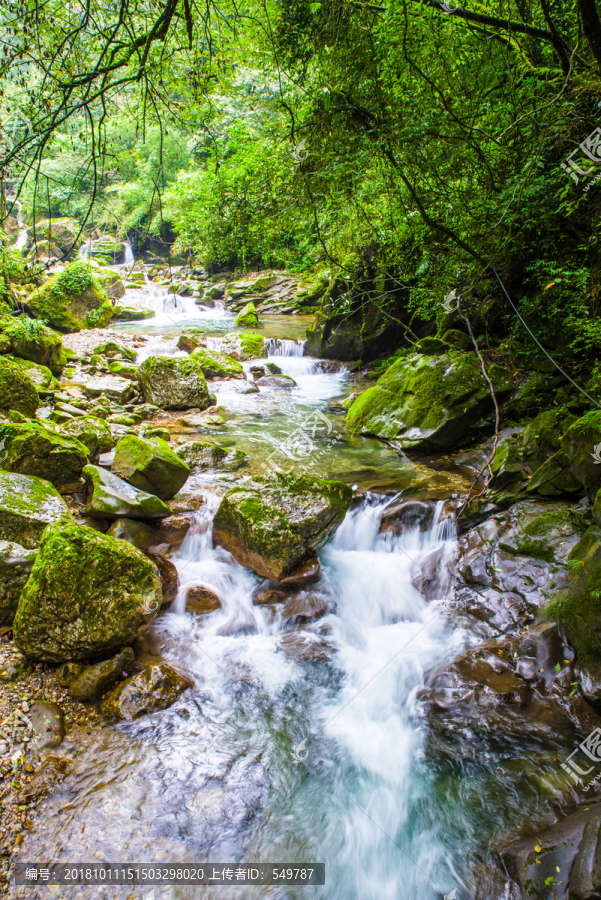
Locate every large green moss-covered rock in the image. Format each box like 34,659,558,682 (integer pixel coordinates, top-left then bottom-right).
527,452,584,497
30,217,82,258
112,435,190,500
220,332,265,361
61,416,114,465
100,663,191,721
346,351,513,449
0,357,39,418
2,319,67,375
190,347,244,379
235,301,259,328
82,464,171,519
13,521,162,662
212,472,352,579
0,472,71,549
8,358,59,393
137,355,210,410
560,410,601,495
93,341,136,361
0,422,89,486
0,540,37,627
26,260,113,332
177,440,248,472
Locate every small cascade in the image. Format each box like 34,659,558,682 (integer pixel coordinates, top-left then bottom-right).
123,240,134,266
267,338,306,357
12,200,29,253
206,337,223,352
78,239,92,259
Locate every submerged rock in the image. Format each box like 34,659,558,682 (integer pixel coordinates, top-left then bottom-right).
0,422,90,486
346,351,513,449
61,415,114,464
68,647,134,701
0,540,37,627
137,355,210,410
176,440,248,472
82,464,171,519
0,471,71,549
13,520,162,662
212,472,352,579
0,357,39,418
100,663,192,720
278,631,334,661
112,434,190,500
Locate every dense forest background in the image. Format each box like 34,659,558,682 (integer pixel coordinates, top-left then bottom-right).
3,0,601,376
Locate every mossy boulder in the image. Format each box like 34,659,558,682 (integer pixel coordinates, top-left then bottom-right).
560,411,601,495
212,472,352,579
190,347,244,379
31,218,82,258
100,663,191,721
90,264,125,300
0,357,39,418
176,329,206,353
26,260,113,332
176,440,248,472
13,521,162,662
0,422,90,487
235,301,259,328
346,351,513,450
82,375,134,404
498,504,590,564
106,519,169,553
2,319,67,374
137,355,210,410
0,472,71,549
8,358,59,393
93,341,136,361
112,435,190,500
82,464,171,519
527,452,584,497
107,360,139,381
61,416,114,465
522,409,578,473
0,540,37,627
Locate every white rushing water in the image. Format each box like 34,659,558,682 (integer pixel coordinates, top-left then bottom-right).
11,199,29,253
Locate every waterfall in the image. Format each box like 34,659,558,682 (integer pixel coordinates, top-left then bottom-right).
78,239,92,259
12,200,29,253
206,337,223,352
123,240,134,266
267,338,306,357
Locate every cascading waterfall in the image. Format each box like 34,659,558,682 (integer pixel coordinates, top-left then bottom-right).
206,337,224,352
123,240,135,266
267,338,306,357
11,200,29,253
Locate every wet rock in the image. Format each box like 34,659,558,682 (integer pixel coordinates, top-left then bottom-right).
26,260,114,331
0,652,32,683
278,631,334,661
93,341,136,362
159,514,192,548
254,587,292,605
13,520,162,662
282,592,329,621
18,756,69,804
190,347,244,379
167,495,204,514
100,662,192,720
29,700,65,749
60,415,114,464
146,552,179,604
0,357,39,418
279,557,321,587
0,471,72,549
379,499,435,535
346,350,513,449
176,329,206,353
82,464,171,519
257,375,297,390
112,434,190,500
55,661,84,686
68,647,134,701
177,440,248,472
0,540,37,626
106,518,170,553
137,355,210,410
213,472,352,580
82,375,135,404
0,422,90,487
234,301,259,327
185,586,222,613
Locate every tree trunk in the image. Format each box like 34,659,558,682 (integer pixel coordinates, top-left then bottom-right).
578,0,601,67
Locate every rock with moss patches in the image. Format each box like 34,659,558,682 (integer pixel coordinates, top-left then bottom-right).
90,265,125,300
177,440,248,472
0,540,37,627
82,464,171,519
220,332,265,361
30,217,82,258
257,375,297,390
108,360,139,382
93,341,136,361
560,411,601,496
137,355,210,410
112,434,190,500
26,260,114,332
106,518,170,553
100,663,192,720
68,647,134,701
527,452,584,497
522,409,577,473
0,472,71,549
82,375,134,404
235,301,259,328
13,521,162,662
0,422,89,486
60,415,114,465
176,329,206,353
8,357,59,393
346,351,514,450
190,347,244,379
497,504,591,564
2,319,67,374
0,357,39,418
213,472,352,580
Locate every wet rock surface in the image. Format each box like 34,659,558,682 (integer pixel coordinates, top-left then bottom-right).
100,662,192,720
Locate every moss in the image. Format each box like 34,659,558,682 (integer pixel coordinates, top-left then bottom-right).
190,347,244,379
0,422,90,486
26,260,112,332
8,357,59,393
499,507,590,562
0,357,39,417
560,411,601,493
112,435,190,500
0,471,72,549
85,300,114,329
235,301,259,327
61,415,114,463
2,318,67,375
239,333,265,357
522,409,577,471
137,355,210,410
108,360,139,381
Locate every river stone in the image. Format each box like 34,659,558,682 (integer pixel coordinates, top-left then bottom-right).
100,663,192,720
82,464,171,519
94,341,136,361
0,357,39,418
257,375,297,390
177,330,205,353
159,514,192,548
55,662,84,686
0,652,32,683
346,350,513,449
185,586,221,613
0,471,71,549
108,360,139,381
146,552,179,604
137,355,210,410
234,301,259,327
280,557,321,587
82,375,134,404
190,347,244,379
13,521,162,662
0,540,37,627
0,422,89,487
29,701,65,750
112,434,190,500
4,320,67,375
221,332,265,361
176,440,248,472
106,518,170,554
61,415,114,464
212,473,352,579
68,647,134,701
9,358,59,393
